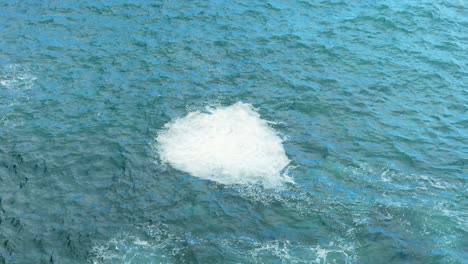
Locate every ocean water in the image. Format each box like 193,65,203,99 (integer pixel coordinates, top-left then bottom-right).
0,0,467,263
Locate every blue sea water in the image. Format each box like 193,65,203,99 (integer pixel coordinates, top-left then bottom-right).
0,0,467,263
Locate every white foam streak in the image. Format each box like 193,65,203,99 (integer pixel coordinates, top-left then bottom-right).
89,223,357,264
0,64,36,90
156,102,292,188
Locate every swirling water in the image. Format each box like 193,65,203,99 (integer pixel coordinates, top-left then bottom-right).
0,1,467,263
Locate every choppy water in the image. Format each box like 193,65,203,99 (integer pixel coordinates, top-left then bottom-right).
1,1,467,263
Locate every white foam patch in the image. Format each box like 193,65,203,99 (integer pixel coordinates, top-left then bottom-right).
156,102,292,188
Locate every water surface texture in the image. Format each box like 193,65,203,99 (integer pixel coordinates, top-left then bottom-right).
1,1,467,263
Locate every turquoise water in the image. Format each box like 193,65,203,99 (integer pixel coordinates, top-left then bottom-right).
1,0,467,263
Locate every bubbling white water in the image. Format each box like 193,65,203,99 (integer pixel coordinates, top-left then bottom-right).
156,102,292,188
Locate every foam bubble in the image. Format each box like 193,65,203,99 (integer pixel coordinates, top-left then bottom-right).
156,102,292,188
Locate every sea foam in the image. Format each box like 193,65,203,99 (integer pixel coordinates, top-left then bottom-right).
156,102,292,188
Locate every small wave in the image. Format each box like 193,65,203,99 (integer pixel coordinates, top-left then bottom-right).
345,163,456,192
156,102,292,188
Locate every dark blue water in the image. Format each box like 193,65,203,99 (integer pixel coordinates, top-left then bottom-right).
0,1,467,263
